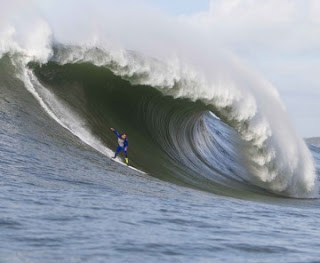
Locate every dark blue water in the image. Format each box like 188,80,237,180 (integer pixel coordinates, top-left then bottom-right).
1,61,320,263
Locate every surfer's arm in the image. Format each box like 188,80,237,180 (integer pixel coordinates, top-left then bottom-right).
110,128,121,138
114,131,121,138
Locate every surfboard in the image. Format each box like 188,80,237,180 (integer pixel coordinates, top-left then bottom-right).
110,157,146,174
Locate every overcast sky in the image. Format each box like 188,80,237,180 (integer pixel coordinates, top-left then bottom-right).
151,0,320,138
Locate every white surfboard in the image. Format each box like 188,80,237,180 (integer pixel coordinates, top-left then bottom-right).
111,157,146,174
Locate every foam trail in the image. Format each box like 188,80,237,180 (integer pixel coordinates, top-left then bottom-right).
17,66,115,159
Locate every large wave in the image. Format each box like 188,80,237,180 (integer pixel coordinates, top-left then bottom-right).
0,0,317,198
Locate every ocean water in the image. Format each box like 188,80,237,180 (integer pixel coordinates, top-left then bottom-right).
0,54,320,263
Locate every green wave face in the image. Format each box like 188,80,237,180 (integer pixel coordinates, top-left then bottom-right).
0,52,318,200
29,61,270,198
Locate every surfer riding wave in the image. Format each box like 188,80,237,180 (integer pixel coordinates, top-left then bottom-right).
111,128,129,164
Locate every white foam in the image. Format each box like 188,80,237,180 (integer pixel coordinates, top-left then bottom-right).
17,66,115,159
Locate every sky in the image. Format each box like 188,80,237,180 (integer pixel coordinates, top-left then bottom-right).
149,0,210,15
150,0,320,138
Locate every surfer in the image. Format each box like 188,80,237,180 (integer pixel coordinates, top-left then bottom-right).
110,128,129,164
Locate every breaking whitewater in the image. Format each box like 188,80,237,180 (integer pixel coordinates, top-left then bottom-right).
0,41,318,199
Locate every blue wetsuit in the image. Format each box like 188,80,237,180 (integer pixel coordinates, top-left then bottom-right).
113,130,128,158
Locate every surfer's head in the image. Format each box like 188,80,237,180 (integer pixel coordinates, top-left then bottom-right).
121,134,127,139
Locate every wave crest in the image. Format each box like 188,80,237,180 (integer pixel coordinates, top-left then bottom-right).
43,45,317,198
